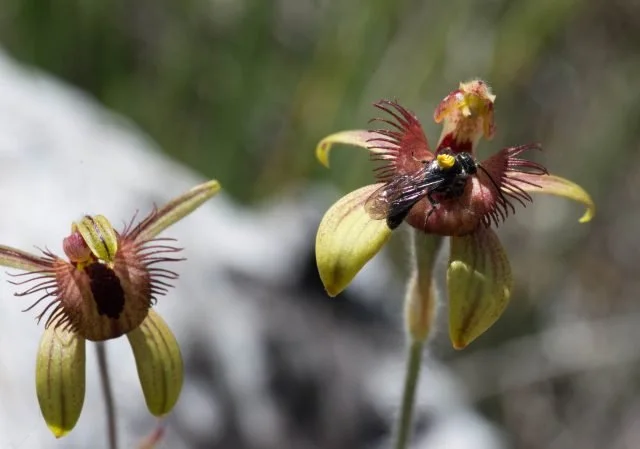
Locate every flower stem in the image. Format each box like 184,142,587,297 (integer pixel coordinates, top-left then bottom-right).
394,339,424,449
96,342,118,449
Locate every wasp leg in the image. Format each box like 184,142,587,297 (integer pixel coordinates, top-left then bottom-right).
386,215,402,230
425,193,439,225
386,208,411,230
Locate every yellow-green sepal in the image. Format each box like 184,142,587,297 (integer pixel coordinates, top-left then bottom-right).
73,215,118,263
447,227,512,349
127,309,184,416
509,172,595,223
316,130,384,168
135,180,221,242
36,324,86,438
316,184,392,297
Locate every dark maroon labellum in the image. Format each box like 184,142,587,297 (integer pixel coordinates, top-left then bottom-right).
85,262,125,319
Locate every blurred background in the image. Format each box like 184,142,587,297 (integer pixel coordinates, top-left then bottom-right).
0,0,638,448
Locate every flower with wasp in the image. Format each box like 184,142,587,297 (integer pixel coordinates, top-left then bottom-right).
315,80,595,348
0,180,220,437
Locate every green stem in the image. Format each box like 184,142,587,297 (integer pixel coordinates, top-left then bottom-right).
96,342,118,449
394,339,424,449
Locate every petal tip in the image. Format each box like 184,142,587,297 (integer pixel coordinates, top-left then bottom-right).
315,130,378,169
316,262,343,297
513,173,596,226
49,426,70,438
316,260,349,298
578,205,595,223
324,285,341,298
204,179,222,195
316,141,331,168
451,339,468,350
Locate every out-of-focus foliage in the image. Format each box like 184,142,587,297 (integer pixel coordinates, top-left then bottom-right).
4,0,626,204
2,0,640,448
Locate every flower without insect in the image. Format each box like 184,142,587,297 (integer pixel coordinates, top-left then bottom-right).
0,180,220,437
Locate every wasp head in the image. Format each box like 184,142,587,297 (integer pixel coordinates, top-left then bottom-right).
457,153,478,175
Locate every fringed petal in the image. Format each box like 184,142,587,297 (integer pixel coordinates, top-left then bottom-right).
317,102,434,181
478,143,548,227
368,100,433,179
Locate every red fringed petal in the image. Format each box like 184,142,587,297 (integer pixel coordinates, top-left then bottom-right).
367,100,434,180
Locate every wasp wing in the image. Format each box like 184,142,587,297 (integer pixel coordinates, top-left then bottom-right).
364,164,447,221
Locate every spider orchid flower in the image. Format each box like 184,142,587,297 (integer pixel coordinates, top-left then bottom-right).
315,80,595,348
0,180,220,437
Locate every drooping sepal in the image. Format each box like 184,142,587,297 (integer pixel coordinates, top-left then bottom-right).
316,184,392,297
447,227,512,349
36,323,86,437
127,309,184,416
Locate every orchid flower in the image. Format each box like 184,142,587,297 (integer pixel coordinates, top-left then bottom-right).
0,180,220,437
315,80,595,348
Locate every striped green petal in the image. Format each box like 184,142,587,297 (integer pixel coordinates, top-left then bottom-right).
127,310,184,416
316,184,392,297
447,227,512,349
36,324,86,438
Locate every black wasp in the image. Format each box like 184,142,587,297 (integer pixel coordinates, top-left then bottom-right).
364,149,479,229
